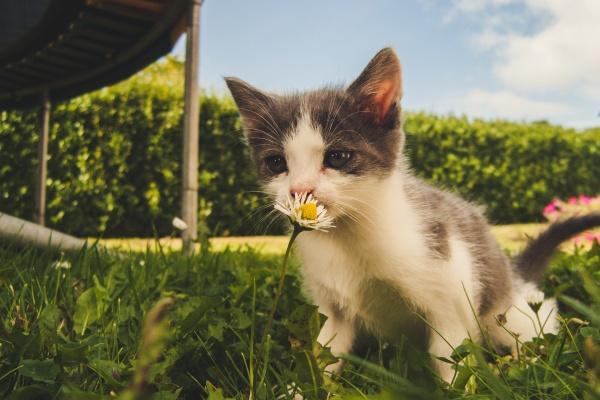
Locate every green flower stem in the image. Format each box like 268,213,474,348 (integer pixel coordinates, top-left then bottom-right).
535,311,545,337
252,224,303,398
262,224,302,346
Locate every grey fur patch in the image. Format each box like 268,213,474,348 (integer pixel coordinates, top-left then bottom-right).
404,178,513,316
225,82,403,180
426,220,450,259
225,48,404,182
225,77,304,179
306,89,402,176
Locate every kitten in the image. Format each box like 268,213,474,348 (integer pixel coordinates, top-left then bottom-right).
225,48,600,381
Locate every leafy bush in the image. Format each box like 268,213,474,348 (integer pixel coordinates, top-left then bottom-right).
1,57,600,237
405,115,600,224
2,242,600,398
0,58,276,237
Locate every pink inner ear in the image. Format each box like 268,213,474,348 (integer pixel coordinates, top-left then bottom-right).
371,79,401,123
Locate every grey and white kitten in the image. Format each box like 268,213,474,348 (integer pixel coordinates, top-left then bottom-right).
225,48,600,381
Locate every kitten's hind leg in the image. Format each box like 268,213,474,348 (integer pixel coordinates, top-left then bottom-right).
317,305,356,375
428,326,466,383
288,311,354,400
427,309,479,384
486,282,559,351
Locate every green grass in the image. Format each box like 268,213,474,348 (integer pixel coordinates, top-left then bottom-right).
2,239,600,399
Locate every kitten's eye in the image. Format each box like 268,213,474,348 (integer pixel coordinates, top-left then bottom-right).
264,155,287,174
325,151,353,169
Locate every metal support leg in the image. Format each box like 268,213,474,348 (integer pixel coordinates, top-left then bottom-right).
35,90,50,226
181,0,202,254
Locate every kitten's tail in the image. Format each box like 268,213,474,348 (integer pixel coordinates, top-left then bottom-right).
516,213,600,282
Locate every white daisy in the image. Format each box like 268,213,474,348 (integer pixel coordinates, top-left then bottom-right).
52,260,71,270
274,192,335,232
526,290,545,313
172,217,188,231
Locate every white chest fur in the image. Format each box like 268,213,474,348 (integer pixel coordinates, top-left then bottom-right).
295,172,480,345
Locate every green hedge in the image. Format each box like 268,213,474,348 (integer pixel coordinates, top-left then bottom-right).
1,58,599,237
405,116,600,223
0,59,273,237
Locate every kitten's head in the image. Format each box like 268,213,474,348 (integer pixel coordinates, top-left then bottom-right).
225,48,404,221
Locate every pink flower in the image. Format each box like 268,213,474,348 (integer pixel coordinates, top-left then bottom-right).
568,196,578,205
584,231,596,241
543,203,557,214
573,235,584,245
579,195,592,205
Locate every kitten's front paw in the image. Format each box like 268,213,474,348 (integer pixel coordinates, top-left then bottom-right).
435,359,457,385
324,358,345,376
285,383,304,400
286,361,343,399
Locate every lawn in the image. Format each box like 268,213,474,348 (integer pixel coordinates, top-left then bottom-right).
95,223,548,255
1,232,600,399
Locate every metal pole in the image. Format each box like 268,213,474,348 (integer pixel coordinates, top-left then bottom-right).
35,89,50,226
0,212,86,252
181,0,202,254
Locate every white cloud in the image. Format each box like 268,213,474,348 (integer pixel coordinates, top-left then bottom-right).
461,89,573,121
496,1,600,96
454,0,488,12
454,0,517,13
456,0,600,99
472,29,506,51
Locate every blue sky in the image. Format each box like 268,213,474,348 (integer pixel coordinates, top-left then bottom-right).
172,0,600,128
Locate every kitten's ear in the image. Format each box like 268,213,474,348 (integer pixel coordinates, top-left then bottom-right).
225,77,274,134
347,47,402,124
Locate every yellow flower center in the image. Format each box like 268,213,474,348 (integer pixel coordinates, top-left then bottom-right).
300,203,318,220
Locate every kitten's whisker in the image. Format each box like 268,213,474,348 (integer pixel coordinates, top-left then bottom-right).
324,89,335,135
236,88,284,137
237,106,283,140
242,189,274,197
324,90,346,135
327,93,348,135
237,191,281,234
245,128,284,147
247,208,282,236
338,206,373,227
261,210,285,235
335,199,382,234
335,201,375,226
239,203,275,229
329,109,371,137
334,205,377,242
253,100,286,139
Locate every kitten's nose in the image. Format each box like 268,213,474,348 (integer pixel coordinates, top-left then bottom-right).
290,187,314,197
